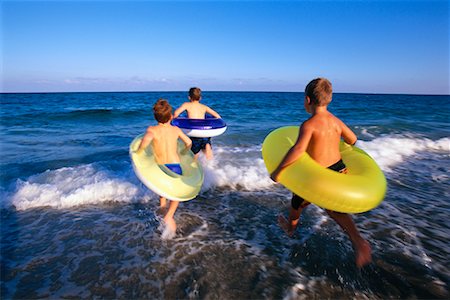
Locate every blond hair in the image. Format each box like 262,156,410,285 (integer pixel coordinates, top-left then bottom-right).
305,78,332,106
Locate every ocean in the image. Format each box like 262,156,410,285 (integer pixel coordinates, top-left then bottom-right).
1,91,449,299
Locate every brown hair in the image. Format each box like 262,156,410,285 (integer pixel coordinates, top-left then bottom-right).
153,98,172,123
305,78,332,106
189,87,202,101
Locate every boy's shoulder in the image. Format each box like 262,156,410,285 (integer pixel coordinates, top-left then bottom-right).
306,112,346,131
197,102,210,109
188,101,209,109
301,117,315,131
303,111,338,125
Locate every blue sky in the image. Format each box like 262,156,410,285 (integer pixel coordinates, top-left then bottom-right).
1,0,449,94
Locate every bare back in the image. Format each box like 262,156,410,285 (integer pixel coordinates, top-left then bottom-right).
184,102,207,119
137,121,192,165
174,101,220,119
299,110,356,167
148,125,182,164
270,108,357,178
304,112,343,166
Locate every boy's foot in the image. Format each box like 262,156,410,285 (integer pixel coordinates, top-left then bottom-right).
278,214,296,237
163,215,177,233
355,239,372,268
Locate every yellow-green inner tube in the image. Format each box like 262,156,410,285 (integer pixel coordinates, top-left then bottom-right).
130,134,204,201
262,126,387,213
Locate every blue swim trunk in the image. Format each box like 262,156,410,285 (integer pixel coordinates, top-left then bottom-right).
165,163,183,175
191,137,211,155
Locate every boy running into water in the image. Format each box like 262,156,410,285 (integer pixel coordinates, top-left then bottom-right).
271,78,372,268
174,87,221,160
136,99,192,233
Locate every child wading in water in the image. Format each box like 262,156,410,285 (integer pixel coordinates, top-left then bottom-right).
174,87,221,160
271,78,372,268
136,99,192,234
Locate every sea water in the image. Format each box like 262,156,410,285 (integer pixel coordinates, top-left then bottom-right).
1,92,449,299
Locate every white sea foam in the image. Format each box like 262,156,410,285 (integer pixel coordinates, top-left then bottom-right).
214,145,262,154
6,135,448,210
9,164,151,210
358,136,449,171
202,136,449,191
201,157,273,191
160,222,177,240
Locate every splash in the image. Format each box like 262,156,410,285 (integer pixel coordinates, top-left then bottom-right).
5,135,448,210
358,136,449,171
8,163,151,210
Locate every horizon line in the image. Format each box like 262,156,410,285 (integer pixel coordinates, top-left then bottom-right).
1,90,449,97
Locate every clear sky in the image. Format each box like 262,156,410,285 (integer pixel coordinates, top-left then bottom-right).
1,0,449,94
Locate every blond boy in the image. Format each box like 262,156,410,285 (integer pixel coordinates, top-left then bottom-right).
271,78,372,268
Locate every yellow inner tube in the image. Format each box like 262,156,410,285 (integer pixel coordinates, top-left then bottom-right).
130,134,204,201
262,126,386,213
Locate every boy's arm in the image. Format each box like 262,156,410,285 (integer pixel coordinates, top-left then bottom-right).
177,128,192,152
174,103,188,118
271,123,312,182
136,129,154,154
339,119,357,145
205,106,221,118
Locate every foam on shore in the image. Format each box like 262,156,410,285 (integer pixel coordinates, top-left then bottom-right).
5,135,448,210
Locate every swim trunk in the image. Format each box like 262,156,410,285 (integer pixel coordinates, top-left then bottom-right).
191,137,211,154
291,159,347,210
165,163,183,175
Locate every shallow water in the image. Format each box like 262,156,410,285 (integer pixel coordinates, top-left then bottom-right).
1,92,449,298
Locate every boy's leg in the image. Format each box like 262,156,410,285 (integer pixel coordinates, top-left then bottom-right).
325,210,372,268
203,143,213,160
278,194,310,236
278,207,300,236
164,200,179,232
159,196,167,208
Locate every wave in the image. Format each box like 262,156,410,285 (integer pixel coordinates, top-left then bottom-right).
4,135,448,210
5,163,151,210
1,108,145,125
358,135,449,171
59,108,145,122
201,157,273,191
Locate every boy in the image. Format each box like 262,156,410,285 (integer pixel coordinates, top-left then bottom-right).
271,78,372,268
174,87,221,160
136,98,192,233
